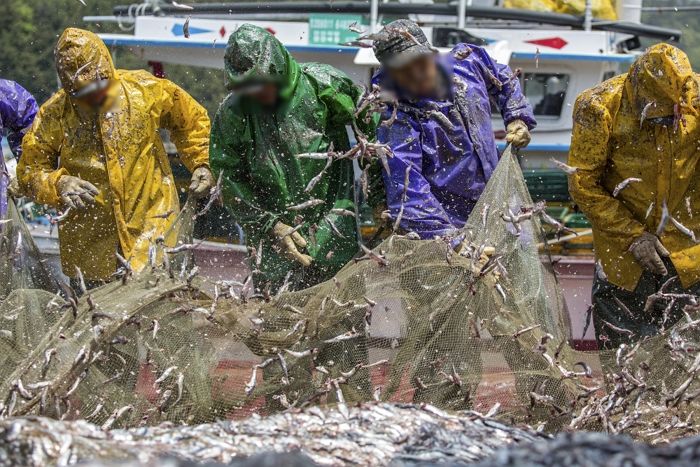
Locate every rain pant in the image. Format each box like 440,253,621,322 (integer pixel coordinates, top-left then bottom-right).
373,44,535,239
210,24,373,290
0,79,37,217
569,43,700,291
18,28,210,281
593,259,698,349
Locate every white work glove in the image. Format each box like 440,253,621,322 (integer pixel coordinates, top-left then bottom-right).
505,119,531,149
57,175,99,209
189,166,214,199
272,221,312,267
629,232,670,276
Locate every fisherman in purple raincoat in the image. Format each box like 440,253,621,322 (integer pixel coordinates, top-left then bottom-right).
0,79,38,217
372,20,536,240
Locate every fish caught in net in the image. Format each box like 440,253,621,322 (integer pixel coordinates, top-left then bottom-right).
0,149,699,444
0,403,541,465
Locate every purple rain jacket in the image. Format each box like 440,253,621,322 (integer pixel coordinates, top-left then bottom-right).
0,79,38,217
373,44,536,239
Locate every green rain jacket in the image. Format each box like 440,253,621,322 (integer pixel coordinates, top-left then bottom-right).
211,24,373,289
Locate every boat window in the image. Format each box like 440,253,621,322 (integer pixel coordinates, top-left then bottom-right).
522,73,570,118
602,71,616,82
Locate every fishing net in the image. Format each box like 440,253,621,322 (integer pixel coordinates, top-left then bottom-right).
0,150,699,442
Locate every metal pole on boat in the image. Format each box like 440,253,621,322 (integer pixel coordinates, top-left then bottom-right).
583,0,593,31
370,0,379,32
458,0,467,28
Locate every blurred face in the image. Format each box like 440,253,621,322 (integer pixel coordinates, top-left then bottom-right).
247,83,279,107
75,88,109,109
388,55,439,98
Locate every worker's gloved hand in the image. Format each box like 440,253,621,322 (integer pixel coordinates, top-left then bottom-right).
189,166,215,199
7,176,21,198
629,232,670,276
272,221,313,267
57,175,99,209
505,119,531,149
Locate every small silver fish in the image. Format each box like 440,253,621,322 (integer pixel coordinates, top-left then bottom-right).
85,402,104,420
51,208,72,223
150,210,174,219
481,204,490,228
360,244,389,266
330,208,356,217
164,242,202,254
294,152,333,160
152,319,160,340
158,389,173,412
656,200,670,236
348,21,366,34
101,405,134,430
183,16,191,38
645,201,655,220
74,346,89,365
324,327,360,344
284,348,317,358
245,366,258,396
171,1,194,10
64,370,88,397
148,244,157,268
612,177,642,197
595,260,608,281
304,158,333,193
288,199,325,211
671,216,697,243
340,40,373,48
174,372,184,405
13,380,33,400
154,366,177,385
325,215,346,238
640,101,656,128
512,324,541,339
549,157,577,175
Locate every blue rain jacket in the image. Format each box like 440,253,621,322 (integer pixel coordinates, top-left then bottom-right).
373,44,535,238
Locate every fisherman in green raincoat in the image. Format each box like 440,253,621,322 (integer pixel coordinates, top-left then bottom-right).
210,24,375,291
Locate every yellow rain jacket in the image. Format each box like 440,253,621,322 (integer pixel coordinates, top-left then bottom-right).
18,28,210,281
569,44,700,291
504,0,617,20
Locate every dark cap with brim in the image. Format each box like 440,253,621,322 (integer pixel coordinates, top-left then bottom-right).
373,19,435,68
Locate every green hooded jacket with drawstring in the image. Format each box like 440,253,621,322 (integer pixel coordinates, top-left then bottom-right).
210,24,375,290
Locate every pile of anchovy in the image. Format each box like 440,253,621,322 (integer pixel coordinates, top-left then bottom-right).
472,432,700,467
0,403,540,466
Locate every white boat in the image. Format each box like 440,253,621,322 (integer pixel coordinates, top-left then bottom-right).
74,1,681,347
88,0,679,167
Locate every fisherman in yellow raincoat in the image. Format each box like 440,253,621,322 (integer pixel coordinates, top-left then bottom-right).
569,43,700,349
18,28,213,289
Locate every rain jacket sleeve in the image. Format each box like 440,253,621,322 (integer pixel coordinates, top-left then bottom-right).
307,63,366,131
18,96,69,206
210,102,280,243
304,62,383,208
158,78,210,171
379,116,455,238
0,80,38,157
470,46,536,129
568,89,646,246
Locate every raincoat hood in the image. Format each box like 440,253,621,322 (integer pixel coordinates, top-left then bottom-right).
627,43,698,118
19,47,210,281
224,24,299,98
55,28,116,97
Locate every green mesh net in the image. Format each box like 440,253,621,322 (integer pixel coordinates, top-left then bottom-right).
0,151,698,442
